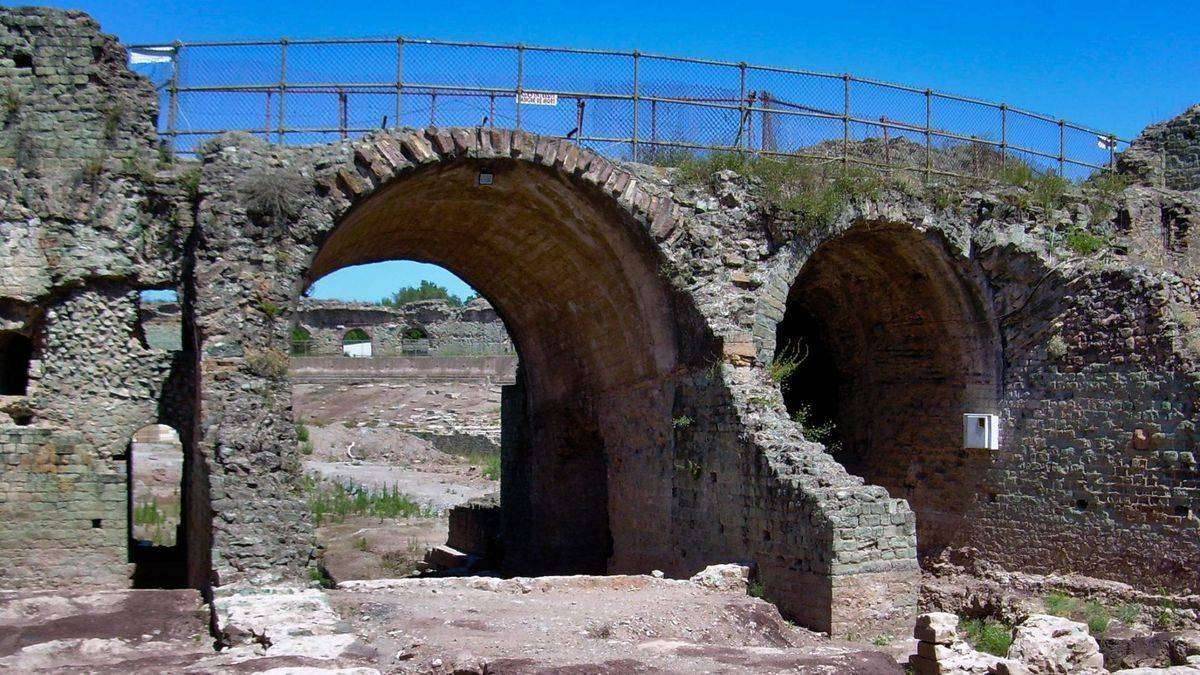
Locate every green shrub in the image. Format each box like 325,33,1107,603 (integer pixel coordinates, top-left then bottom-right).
672,415,694,429
179,167,202,202
1046,334,1068,360
460,450,501,480
258,300,282,318
1065,227,1107,255
308,565,334,588
245,348,289,379
102,104,124,143
1044,592,1082,617
2,86,21,123
998,161,1035,187
791,403,836,444
295,423,310,443
1084,601,1111,634
482,453,500,480
748,581,766,599
1030,171,1070,212
303,475,435,526
1084,170,1131,201
643,146,698,168
1115,603,1140,625
961,618,1013,657
769,342,807,388
134,499,167,526
380,280,472,307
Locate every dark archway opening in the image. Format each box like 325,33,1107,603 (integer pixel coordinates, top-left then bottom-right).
0,331,33,396
776,224,999,562
303,156,679,577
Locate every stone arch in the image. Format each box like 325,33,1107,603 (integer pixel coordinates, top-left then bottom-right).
769,220,1001,561
295,128,687,574
0,330,33,396
340,328,371,357
290,326,313,355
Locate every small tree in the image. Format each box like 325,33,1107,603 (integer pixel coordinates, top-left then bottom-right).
380,280,466,307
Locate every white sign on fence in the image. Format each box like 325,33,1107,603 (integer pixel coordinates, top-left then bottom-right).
516,92,558,107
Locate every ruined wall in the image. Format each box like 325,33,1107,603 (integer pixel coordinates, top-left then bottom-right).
294,298,513,356
0,8,190,588
2,5,1198,642
1120,104,1200,192
969,262,1200,591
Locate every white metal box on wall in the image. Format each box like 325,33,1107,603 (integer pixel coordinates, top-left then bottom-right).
963,413,1000,450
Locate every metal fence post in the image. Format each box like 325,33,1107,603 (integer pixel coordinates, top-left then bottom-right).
430,92,437,127
338,89,348,139
166,41,181,151
1000,104,1007,171
738,63,747,151
1058,119,1065,175
842,74,850,168
631,50,640,162
924,90,932,181
277,38,288,144
515,44,525,131
395,37,404,128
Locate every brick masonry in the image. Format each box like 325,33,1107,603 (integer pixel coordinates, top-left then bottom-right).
0,6,1197,641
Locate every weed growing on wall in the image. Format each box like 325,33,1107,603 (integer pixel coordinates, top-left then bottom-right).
245,347,289,379
769,341,808,389
239,166,308,223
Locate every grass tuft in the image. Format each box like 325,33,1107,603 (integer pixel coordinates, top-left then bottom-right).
1044,591,1082,617
769,341,808,389
303,475,436,526
961,618,1013,657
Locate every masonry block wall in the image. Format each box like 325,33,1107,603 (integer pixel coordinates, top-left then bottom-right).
294,298,513,356
2,5,1198,643
967,263,1200,591
1120,104,1200,192
0,8,190,588
0,427,129,586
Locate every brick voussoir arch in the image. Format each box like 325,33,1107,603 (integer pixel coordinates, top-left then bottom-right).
313,127,682,242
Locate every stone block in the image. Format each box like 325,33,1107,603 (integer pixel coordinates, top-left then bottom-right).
915,612,960,645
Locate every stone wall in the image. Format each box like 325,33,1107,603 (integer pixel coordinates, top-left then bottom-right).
293,298,513,356
1,5,1198,641
0,7,193,588
1119,104,1200,192
0,427,129,587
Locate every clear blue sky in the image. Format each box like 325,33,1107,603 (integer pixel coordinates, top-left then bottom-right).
37,0,1199,302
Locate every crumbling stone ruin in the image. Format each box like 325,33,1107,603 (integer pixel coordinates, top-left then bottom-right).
0,5,1198,643
292,297,513,356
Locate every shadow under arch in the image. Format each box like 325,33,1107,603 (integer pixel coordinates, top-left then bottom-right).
775,221,1002,561
301,154,684,574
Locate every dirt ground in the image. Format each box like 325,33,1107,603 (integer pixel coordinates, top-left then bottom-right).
295,378,504,583
293,380,503,439
0,577,903,674
330,574,901,673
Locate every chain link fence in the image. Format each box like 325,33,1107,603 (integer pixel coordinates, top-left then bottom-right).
129,37,1128,181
